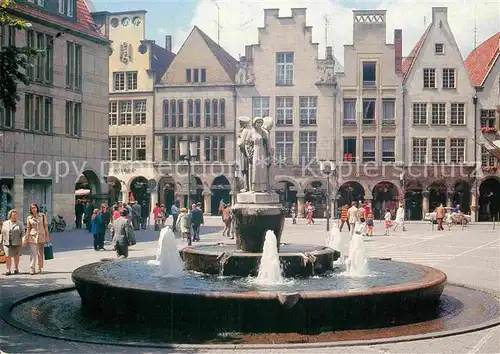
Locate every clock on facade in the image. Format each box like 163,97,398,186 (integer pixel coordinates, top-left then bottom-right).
121,17,130,27
110,18,119,28
132,17,141,26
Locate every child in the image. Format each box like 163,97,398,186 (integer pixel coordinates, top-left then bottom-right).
384,208,392,236
366,212,374,237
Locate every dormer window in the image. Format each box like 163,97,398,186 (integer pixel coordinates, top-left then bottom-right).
186,68,207,83
28,0,44,6
58,0,74,17
435,43,444,55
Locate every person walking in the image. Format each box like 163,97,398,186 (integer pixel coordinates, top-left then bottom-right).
25,203,50,275
435,203,445,231
339,204,350,232
358,203,366,236
84,200,94,232
191,203,204,242
1,209,24,275
347,202,359,238
153,203,164,231
131,201,141,231
221,204,232,237
393,202,407,232
110,208,134,259
366,212,374,236
290,203,297,224
176,208,191,245
75,200,84,229
384,208,392,236
90,209,103,251
171,200,180,232
100,204,110,245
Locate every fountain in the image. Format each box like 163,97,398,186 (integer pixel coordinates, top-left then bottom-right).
326,222,347,265
70,117,447,336
345,222,369,276
147,227,183,277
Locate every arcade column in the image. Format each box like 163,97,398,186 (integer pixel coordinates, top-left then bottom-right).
422,190,430,215
297,192,305,218
150,188,158,213
446,188,454,207
470,188,477,222
203,189,211,216
121,186,129,203
177,194,185,208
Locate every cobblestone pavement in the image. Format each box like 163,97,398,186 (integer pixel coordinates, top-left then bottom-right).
0,217,499,353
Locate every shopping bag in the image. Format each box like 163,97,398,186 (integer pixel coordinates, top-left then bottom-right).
44,243,54,260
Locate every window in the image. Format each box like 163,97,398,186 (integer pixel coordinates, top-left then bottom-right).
382,137,395,162
59,0,74,16
343,99,356,125
431,103,446,125
126,71,138,90
220,99,225,127
193,69,199,83
188,99,194,127
2,25,16,46
177,100,184,127
119,101,132,125
450,138,465,164
435,43,444,55
481,146,497,166
450,103,465,125
0,104,14,128
113,71,137,91
362,62,376,87
201,69,206,82
108,102,117,125
26,31,53,84
431,138,446,163
65,101,81,136
186,69,191,82
362,99,375,124
204,136,225,162
412,103,427,125
276,97,293,125
24,94,52,132
275,132,293,165
162,136,179,161
185,68,207,83
109,137,118,161
382,99,395,124
170,100,177,128
442,68,456,89
134,136,146,161
362,137,375,162
205,99,211,127
299,131,317,165
162,100,169,128
423,68,436,88
119,136,132,161
299,96,317,125
480,110,496,128
276,52,294,85
252,97,269,117
134,100,147,125
195,99,201,127
412,138,427,164
343,137,356,162
66,42,82,90
212,99,218,126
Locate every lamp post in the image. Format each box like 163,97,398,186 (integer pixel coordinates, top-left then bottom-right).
179,137,199,211
320,161,337,232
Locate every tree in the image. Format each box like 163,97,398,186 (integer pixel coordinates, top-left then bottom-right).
0,0,38,112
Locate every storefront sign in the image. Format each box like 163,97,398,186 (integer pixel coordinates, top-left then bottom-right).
113,168,136,174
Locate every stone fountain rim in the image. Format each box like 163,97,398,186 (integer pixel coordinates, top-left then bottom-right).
70,259,447,299
1,283,499,350
181,243,335,257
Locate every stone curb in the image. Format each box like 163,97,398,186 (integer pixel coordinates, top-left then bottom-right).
1,283,499,350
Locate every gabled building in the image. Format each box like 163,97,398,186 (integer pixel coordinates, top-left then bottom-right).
402,7,476,219
154,26,238,214
0,0,109,226
465,32,500,221
91,10,175,209
236,8,338,218
335,10,404,219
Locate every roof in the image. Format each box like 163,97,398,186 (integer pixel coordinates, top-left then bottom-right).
464,32,500,87
150,43,176,83
13,0,106,42
402,25,431,82
194,26,238,80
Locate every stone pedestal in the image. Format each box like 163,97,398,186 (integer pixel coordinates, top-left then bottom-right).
232,192,286,253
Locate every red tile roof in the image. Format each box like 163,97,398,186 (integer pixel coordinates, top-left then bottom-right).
13,0,106,42
465,32,500,87
402,25,431,82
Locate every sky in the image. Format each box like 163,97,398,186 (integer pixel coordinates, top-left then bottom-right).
91,0,500,64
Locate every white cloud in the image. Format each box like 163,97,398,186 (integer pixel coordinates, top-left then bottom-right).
172,0,500,64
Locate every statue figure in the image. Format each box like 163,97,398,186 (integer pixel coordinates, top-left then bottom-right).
236,116,251,191
120,42,133,64
245,117,273,193
262,116,274,190
235,56,255,85
316,58,336,84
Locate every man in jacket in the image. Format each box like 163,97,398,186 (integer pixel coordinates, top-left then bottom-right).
110,208,134,259
347,201,360,239
190,203,204,242
131,201,141,231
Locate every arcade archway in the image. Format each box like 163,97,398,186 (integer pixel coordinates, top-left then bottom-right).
275,180,297,209
372,182,398,219
130,176,149,212
429,182,447,211
158,175,176,209
338,181,365,208
305,180,327,218
453,181,471,214
186,176,203,208
75,170,101,206
479,178,500,221
211,175,231,215
404,180,423,220
107,176,121,205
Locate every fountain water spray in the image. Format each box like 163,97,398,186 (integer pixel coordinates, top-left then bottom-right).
345,222,369,276
148,227,184,277
326,222,347,265
256,231,285,285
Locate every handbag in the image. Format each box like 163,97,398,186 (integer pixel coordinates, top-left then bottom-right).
44,243,54,260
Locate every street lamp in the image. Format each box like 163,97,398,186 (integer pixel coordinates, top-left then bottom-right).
320,161,337,232
179,137,199,213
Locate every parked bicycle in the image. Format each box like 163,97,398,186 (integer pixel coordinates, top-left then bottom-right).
49,215,66,232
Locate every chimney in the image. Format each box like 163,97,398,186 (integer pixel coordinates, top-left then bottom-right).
165,35,172,52
325,46,333,60
394,29,402,73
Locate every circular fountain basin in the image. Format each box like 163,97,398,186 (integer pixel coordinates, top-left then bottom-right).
72,258,446,334
181,243,339,277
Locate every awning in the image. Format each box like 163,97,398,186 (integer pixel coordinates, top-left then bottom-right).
75,189,91,196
